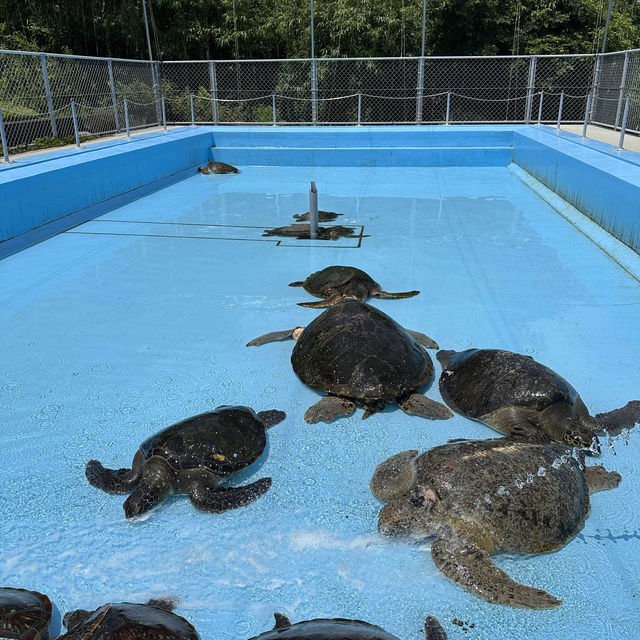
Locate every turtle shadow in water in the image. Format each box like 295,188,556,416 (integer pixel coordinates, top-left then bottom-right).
50,602,63,638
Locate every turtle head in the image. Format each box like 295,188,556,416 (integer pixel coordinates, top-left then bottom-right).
562,421,601,455
378,485,440,539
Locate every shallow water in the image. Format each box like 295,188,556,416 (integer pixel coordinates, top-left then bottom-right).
1,165,639,639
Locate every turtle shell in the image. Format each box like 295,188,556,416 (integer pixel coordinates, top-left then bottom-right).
303,266,378,298
58,602,198,640
439,349,579,419
413,437,589,553
248,617,400,640
291,300,434,402
0,587,52,639
139,406,267,476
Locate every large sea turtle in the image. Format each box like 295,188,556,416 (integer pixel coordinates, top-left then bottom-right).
438,349,640,453
262,224,357,240
289,266,419,308
293,210,342,222
57,598,198,639
247,612,447,640
371,432,621,609
198,161,239,174
0,587,52,640
85,405,285,519
247,300,452,423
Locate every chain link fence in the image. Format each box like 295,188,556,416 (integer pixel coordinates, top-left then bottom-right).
1,48,639,159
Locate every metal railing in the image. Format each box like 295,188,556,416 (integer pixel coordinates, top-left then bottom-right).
1,48,639,162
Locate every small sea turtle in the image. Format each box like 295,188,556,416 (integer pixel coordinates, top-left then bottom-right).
262,224,357,240
198,161,239,174
438,349,640,452
371,432,621,609
57,598,198,639
0,587,52,640
85,405,285,519
289,266,419,308
247,300,452,423
248,612,447,640
293,210,342,222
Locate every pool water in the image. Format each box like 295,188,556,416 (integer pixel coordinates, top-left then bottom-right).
0,164,639,639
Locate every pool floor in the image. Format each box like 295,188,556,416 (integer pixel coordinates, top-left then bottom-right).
0,164,639,639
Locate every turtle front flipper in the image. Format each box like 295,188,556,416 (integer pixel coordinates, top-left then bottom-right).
188,477,272,512
298,299,334,309
374,289,420,300
370,450,418,501
304,395,356,423
584,465,622,494
509,424,552,445
85,450,143,494
424,616,448,640
430,535,561,609
399,394,453,420
62,609,93,631
595,400,640,436
406,330,439,350
246,329,299,347
288,280,305,287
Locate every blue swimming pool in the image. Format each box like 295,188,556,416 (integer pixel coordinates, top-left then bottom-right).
1,128,639,639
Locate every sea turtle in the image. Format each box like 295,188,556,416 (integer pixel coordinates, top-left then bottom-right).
371,431,621,609
293,210,342,222
438,349,640,453
247,300,452,423
57,598,198,639
262,224,357,240
289,266,419,308
0,587,52,640
247,612,447,640
198,161,239,174
85,405,285,519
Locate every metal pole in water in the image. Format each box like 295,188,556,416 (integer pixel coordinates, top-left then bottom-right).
124,98,131,138
309,181,319,239
617,97,630,150
272,94,277,126
582,94,592,137
71,100,81,148
537,90,544,124
445,91,451,125
161,96,167,131
0,106,11,163
357,93,362,126
556,91,564,129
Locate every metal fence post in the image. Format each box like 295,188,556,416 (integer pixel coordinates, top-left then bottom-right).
209,61,219,124
357,93,362,126
556,91,564,129
40,54,58,137
0,106,11,163
582,93,592,137
161,96,167,131
71,100,81,147
124,97,131,138
416,56,425,123
445,92,451,125
525,55,537,124
614,51,630,130
152,61,163,124
537,90,544,124
616,97,630,150
311,59,318,125
272,94,277,126
190,94,195,125
590,54,602,122
107,58,120,132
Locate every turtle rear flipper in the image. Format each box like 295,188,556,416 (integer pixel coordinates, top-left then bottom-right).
370,450,418,501
399,394,453,420
584,465,622,494
431,536,561,609
374,289,420,300
288,281,305,287
595,400,640,435
85,452,143,494
246,329,298,347
424,616,447,640
304,396,355,424
298,299,334,309
188,477,272,512
273,612,292,628
257,410,287,428
407,330,439,350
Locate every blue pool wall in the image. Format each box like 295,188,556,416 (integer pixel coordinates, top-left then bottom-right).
1,125,639,258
